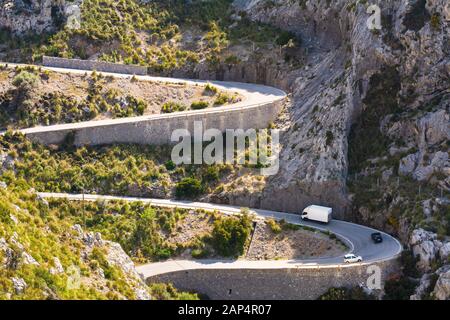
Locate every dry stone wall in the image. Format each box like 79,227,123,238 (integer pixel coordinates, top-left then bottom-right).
42,56,148,75
25,100,284,146
146,259,399,300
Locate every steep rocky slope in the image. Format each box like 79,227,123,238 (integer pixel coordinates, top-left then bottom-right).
1,0,448,240
233,0,449,222
0,0,449,299
0,0,81,35
0,183,151,299
233,0,449,299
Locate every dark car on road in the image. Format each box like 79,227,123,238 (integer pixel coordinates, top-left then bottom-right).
371,232,383,243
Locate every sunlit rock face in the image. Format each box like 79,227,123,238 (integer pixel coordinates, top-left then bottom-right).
0,0,82,35
232,0,449,220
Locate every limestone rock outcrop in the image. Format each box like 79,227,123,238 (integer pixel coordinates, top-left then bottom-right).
410,273,432,300
11,277,27,294
105,241,152,300
409,228,442,271
0,0,82,35
408,229,450,300
433,266,450,300
70,224,151,300
233,0,449,218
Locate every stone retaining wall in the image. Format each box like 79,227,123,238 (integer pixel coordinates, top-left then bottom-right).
42,56,148,75
25,100,284,146
146,259,399,300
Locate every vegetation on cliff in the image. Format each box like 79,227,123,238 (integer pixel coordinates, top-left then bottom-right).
0,132,237,199
0,182,150,299
1,0,299,74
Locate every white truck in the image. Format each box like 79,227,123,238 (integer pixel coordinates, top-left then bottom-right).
301,205,332,223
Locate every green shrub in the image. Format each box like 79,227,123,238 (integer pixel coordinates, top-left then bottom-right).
348,66,401,172
203,166,219,182
401,250,420,278
214,93,230,106
161,102,186,113
0,201,13,224
191,248,210,259
318,287,375,300
430,14,441,30
266,219,282,234
90,247,119,280
154,247,173,260
175,177,203,198
272,219,299,232
211,214,252,257
164,160,176,171
149,283,199,300
276,30,297,46
325,130,334,147
402,0,430,32
12,71,39,89
203,83,218,95
121,207,176,261
383,276,417,300
190,101,209,110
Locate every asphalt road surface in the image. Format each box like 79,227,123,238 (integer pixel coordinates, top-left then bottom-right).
38,193,403,278
0,63,286,135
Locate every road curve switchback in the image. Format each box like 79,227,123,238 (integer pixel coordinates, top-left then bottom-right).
1,62,402,278
0,63,287,136
38,193,403,279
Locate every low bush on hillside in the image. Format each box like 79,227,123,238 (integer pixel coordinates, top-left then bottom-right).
47,196,257,263
149,283,199,300
203,84,218,95
211,212,253,257
383,276,417,300
401,250,421,278
318,287,376,300
402,0,430,32
203,166,220,182
12,70,39,89
164,160,176,171
190,101,209,110
266,219,282,234
175,177,203,198
161,101,186,113
275,30,298,46
0,177,207,299
48,198,200,262
430,14,441,30
214,93,230,106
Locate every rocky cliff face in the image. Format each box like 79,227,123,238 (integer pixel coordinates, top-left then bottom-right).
0,0,448,230
231,0,449,222
0,184,151,300
0,0,81,35
409,228,450,300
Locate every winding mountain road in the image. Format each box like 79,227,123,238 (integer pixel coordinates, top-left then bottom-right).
38,193,403,278
1,63,286,137
1,61,402,279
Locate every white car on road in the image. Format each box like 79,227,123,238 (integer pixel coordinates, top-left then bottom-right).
344,254,363,263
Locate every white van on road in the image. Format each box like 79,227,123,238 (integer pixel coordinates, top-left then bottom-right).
301,205,332,223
